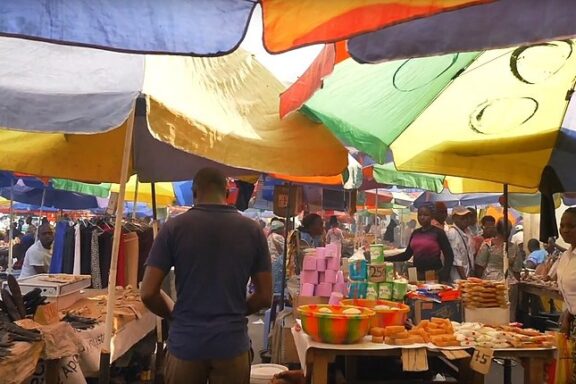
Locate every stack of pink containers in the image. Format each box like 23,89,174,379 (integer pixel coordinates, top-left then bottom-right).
300,243,348,300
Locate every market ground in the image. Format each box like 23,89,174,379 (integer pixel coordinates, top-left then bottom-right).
247,315,524,384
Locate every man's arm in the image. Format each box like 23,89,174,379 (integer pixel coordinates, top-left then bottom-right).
247,271,273,316
141,266,174,320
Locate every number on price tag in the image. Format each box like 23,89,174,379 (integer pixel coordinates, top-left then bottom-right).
470,347,494,375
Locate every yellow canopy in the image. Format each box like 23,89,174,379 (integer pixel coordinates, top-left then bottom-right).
391,43,575,188
111,176,175,206
143,50,347,177
0,125,130,183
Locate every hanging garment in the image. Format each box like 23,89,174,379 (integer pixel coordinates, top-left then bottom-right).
90,229,102,289
73,223,81,275
61,225,75,274
116,232,126,287
137,227,154,282
122,232,139,288
49,221,68,273
80,226,94,275
98,230,113,288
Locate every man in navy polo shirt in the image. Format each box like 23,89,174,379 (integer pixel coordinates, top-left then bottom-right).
141,168,272,384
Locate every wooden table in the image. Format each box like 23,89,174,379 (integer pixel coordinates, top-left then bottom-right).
518,282,564,302
293,328,555,384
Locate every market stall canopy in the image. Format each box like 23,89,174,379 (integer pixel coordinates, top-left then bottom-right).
412,190,550,212
111,176,176,207
0,185,107,210
0,0,491,55
364,163,536,194
0,38,347,180
348,0,576,64
302,40,576,191
0,171,111,198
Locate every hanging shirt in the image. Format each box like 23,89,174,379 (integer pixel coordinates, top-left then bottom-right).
49,221,68,274
20,241,52,279
556,247,576,315
447,226,474,282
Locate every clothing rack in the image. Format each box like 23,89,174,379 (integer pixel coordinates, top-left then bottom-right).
48,216,154,289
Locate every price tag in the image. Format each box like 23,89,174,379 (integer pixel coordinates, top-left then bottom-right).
470,347,494,375
402,348,428,372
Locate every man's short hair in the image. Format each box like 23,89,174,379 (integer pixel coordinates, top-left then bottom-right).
193,168,227,195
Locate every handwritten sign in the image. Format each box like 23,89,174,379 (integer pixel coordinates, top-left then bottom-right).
470,347,494,375
368,264,386,283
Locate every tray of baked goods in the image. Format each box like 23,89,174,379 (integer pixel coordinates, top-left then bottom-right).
458,278,508,309
6,274,91,297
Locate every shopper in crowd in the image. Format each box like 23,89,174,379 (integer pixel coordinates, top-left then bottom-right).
524,239,548,269
467,208,480,236
141,167,272,384
480,216,497,239
432,202,448,230
287,213,324,275
383,214,398,244
385,206,454,283
326,215,344,244
268,219,286,295
447,207,475,281
19,224,54,279
25,216,37,235
476,218,522,321
556,208,576,381
475,219,522,281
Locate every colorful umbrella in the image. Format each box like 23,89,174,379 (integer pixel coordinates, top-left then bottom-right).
348,0,576,64
0,38,347,180
302,40,576,191
0,0,491,55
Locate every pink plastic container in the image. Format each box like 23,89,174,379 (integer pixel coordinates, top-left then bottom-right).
300,283,315,297
316,282,333,297
301,270,319,285
302,255,317,271
324,269,337,284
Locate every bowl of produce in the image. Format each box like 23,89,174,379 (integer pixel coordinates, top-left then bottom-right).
297,304,375,344
340,299,410,328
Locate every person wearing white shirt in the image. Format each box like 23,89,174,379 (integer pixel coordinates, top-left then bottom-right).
20,224,53,279
447,207,475,282
557,208,576,377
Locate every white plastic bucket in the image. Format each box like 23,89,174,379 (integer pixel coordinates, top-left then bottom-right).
250,364,288,384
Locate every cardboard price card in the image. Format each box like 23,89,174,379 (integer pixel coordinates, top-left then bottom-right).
470,347,494,375
402,348,428,372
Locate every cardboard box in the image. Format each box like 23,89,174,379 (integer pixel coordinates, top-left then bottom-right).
271,310,300,365
464,307,510,325
408,299,463,325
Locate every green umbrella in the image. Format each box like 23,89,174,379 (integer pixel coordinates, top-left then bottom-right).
302,41,576,192
51,179,111,198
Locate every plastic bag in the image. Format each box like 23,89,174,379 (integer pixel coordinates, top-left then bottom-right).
548,332,574,384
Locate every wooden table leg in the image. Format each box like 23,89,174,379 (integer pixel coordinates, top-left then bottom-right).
311,351,331,384
522,357,545,384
